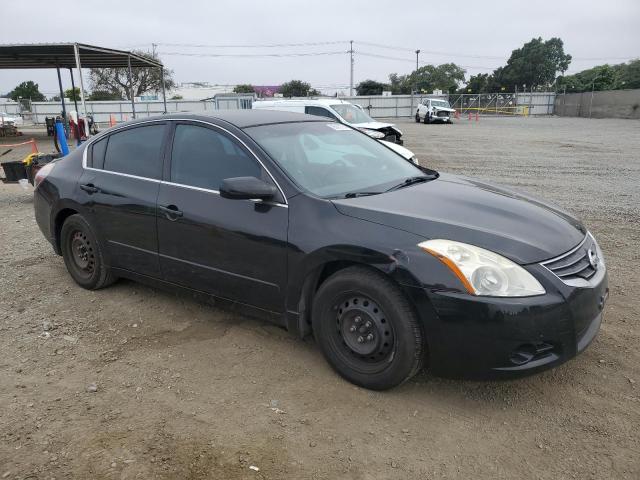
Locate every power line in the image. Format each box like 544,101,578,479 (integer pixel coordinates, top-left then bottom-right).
156,41,348,49
158,51,346,58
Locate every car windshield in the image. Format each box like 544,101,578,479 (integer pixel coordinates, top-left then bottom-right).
431,100,451,108
246,122,426,198
330,104,374,124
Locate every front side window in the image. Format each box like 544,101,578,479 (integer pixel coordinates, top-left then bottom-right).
103,124,166,179
247,122,423,198
170,124,262,190
305,106,337,120
330,104,374,124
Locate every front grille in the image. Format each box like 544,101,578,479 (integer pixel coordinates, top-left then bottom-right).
437,111,449,117
542,234,598,282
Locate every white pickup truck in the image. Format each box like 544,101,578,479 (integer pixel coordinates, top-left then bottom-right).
415,98,456,124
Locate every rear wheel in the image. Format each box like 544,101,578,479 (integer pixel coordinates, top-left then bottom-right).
60,214,116,290
312,266,425,390
415,111,421,123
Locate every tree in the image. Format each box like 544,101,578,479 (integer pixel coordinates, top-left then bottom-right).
388,63,466,94
356,79,388,95
461,73,489,93
88,50,175,100
620,59,640,89
280,80,318,97
9,81,46,101
170,94,184,100
555,60,640,93
64,87,82,101
499,37,571,90
233,84,255,94
87,90,123,101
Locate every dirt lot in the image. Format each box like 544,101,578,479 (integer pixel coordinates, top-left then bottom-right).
1,116,639,479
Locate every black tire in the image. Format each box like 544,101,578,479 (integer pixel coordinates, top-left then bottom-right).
415,112,420,123
423,112,431,124
312,266,425,390
60,214,116,290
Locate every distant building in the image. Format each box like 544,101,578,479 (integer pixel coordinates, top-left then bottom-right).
253,86,281,98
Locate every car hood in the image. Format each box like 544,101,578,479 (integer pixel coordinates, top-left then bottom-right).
331,173,586,264
434,106,455,113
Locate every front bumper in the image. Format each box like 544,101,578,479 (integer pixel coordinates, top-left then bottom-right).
407,263,609,379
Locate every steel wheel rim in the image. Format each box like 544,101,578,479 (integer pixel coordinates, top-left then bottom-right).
330,294,396,370
69,230,95,278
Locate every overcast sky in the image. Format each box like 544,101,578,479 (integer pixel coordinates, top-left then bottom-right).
1,0,638,96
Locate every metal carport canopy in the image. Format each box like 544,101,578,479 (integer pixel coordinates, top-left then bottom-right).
0,43,162,69
0,43,166,131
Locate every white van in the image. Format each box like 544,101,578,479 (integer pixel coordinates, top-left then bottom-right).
253,98,418,163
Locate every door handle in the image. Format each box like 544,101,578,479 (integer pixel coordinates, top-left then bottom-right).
80,183,99,194
158,204,183,220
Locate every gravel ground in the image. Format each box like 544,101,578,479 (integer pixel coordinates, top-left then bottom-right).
1,116,639,479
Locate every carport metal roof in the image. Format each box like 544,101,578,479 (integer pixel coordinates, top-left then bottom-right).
0,43,166,132
0,43,162,69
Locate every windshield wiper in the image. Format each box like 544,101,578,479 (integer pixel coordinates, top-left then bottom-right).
385,175,436,192
343,191,383,198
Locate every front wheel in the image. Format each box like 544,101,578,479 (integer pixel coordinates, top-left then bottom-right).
312,266,426,390
60,214,116,290
423,112,431,124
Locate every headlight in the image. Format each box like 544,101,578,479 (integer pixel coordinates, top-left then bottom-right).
418,239,545,297
358,128,385,139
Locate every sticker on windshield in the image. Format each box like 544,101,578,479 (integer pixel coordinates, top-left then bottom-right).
326,123,351,131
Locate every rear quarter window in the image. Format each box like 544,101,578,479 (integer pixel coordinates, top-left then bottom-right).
90,137,108,169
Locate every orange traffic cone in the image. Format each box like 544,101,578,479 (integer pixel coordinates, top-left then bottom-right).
30,138,38,153
475,112,479,121
109,114,116,127
468,112,472,121
454,110,460,119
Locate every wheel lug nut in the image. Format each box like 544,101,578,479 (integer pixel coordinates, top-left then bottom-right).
366,333,374,341
357,336,364,343
349,325,356,332
365,321,372,328
354,316,361,324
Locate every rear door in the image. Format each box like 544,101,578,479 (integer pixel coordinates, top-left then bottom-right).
79,122,168,277
156,121,288,313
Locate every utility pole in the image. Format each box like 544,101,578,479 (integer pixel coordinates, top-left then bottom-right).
349,40,354,96
415,49,420,71
152,43,157,57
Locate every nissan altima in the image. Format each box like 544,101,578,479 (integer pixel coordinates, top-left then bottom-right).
33,111,608,390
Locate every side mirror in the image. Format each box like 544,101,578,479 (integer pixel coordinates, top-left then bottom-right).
220,176,277,201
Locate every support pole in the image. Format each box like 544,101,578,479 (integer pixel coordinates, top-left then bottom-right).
68,68,79,114
128,55,136,119
73,43,90,137
160,66,167,114
349,40,354,96
55,65,67,120
415,49,420,71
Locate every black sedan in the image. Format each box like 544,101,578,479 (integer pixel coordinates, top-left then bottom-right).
33,111,608,390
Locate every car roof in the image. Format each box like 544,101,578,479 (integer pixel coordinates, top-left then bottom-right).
122,110,328,129
254,98,349,107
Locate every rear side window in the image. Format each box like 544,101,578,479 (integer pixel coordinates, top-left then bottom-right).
305,106,337,120
90,137,108,169
103,124,166,179
170,124,262,190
